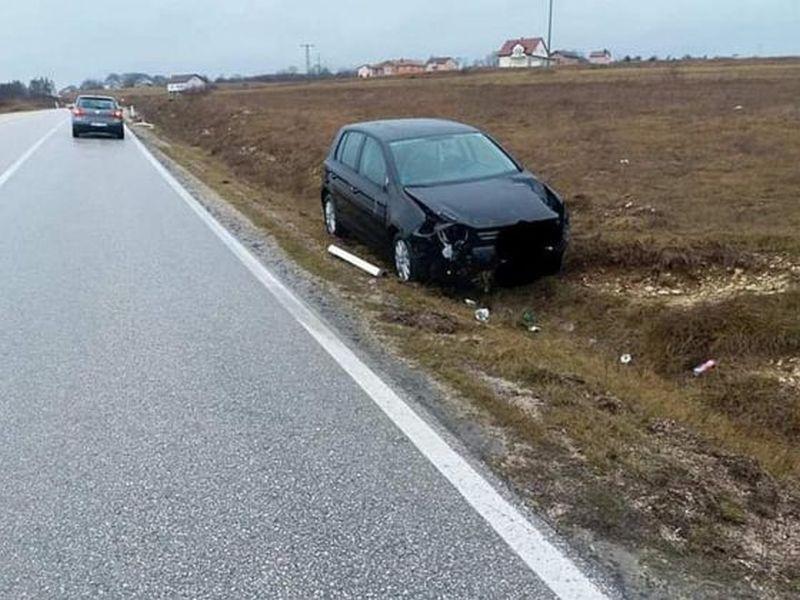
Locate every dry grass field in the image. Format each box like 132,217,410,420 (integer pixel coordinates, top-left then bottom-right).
0,97,53,114
129,60,800,597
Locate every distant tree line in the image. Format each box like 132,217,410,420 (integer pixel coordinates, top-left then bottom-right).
0,77,56,101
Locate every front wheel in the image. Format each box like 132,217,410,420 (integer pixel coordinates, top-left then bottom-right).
393,236,424,283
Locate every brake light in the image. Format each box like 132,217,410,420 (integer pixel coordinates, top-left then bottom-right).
73,107,84,116
113,109,123,120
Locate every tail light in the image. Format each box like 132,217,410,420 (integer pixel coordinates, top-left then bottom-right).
112,109,123,120
73,107,84,116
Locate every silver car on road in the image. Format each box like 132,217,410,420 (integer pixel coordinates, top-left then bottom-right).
71,95,124,139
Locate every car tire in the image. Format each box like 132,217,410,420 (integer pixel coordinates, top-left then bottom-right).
72,127,80,138
393,236,424,283
323,194,347,237
116,127,125,140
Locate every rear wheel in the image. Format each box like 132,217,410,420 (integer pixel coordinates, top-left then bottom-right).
323,194,347,237
116,127,125,140
72,126,80,138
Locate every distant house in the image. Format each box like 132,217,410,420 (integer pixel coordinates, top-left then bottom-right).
357,65,377,79
391,59,426,75
497,37,549,68
357,59,426,78
425,57,459,73
589,49,613,65
133,76,154,87
58,85,78,97
167,74,208,94
551,50,585,66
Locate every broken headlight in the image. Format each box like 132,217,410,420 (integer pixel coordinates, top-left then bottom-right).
435,223,469,261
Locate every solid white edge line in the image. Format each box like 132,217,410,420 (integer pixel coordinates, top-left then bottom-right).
0,115,67,190
128,128,610,600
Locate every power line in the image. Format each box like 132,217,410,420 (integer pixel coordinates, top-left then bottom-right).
300,44,315,75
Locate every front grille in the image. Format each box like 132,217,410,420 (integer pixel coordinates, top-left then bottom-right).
476,230,500,244
494,220,562,261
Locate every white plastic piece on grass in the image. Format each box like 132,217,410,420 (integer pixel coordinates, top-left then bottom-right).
327,245,386,277
475,308,490,323
620,354,633,365
693,359,718,376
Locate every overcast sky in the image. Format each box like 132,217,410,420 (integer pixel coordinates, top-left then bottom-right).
1,0,798,87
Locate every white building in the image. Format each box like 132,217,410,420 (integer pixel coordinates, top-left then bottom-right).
167,74,208,94
497,37,549,69
589,49,613,65
425,57,459,73
357,65,376,79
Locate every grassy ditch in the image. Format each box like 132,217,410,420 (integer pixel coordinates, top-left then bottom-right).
129,60,800,597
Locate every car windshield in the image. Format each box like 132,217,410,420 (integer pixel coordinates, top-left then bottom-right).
390,132,519,187
78,98,116,110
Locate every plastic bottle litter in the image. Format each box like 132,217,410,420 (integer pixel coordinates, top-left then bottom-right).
475,308,490,323
693,359,718,376
620,354,633,365
464,299,478,307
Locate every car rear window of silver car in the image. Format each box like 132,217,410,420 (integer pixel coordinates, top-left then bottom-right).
77,98,116,110
390,132,518,187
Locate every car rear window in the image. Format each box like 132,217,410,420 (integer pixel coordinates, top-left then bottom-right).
77,98,116,110
337,132,365,170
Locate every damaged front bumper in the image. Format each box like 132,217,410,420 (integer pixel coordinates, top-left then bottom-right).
414,217,570,280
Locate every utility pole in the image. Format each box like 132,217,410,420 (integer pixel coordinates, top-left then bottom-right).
300,43,315,75
546,0,554,67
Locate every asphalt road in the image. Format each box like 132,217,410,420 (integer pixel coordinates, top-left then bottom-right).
0,110,608,599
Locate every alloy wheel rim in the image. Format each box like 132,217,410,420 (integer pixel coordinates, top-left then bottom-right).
325,200,336,234
395,240,411,281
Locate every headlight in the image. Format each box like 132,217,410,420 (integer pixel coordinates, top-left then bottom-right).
435,223,469,261
544,185,565,214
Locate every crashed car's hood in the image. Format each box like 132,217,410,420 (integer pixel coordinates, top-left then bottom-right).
405,175,559,229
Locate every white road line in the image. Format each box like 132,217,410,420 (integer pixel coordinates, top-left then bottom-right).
0,117,66,191
130,129,610,600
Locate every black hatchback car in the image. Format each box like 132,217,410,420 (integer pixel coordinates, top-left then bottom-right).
321,119,569,284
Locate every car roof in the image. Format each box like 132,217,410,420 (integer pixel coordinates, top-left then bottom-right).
76,95,117,102
345,119,479,142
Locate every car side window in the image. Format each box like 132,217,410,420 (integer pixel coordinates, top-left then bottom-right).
359,137,387,187
337,132,365,171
